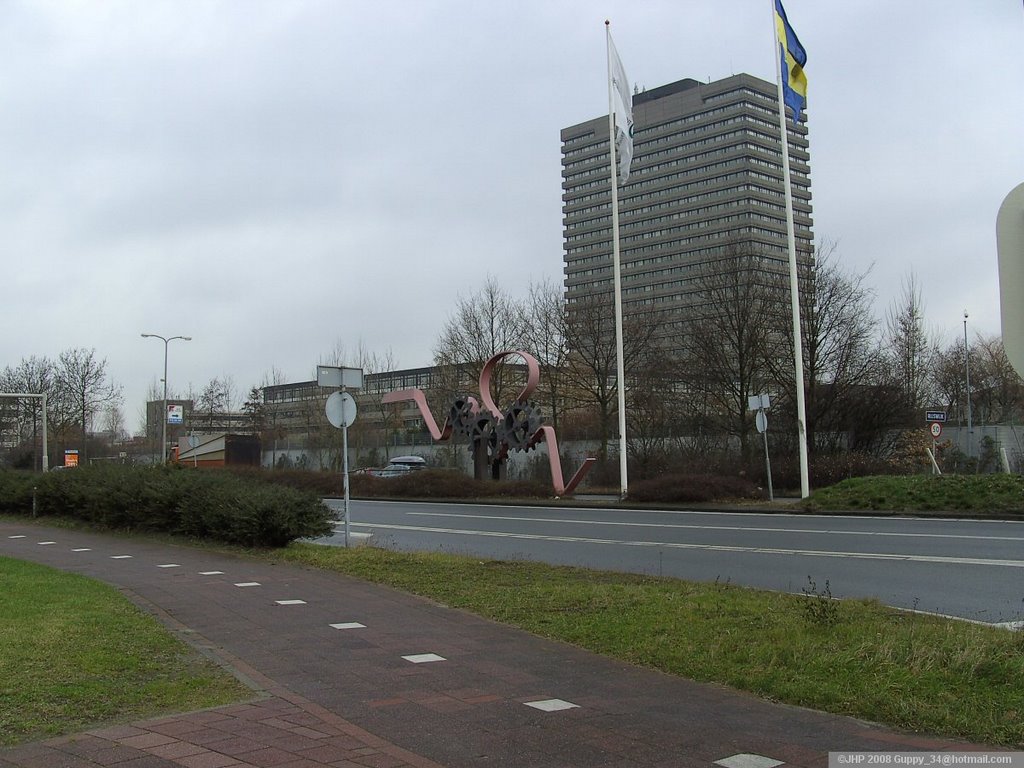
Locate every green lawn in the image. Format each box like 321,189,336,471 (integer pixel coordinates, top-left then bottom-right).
0,556,251,746
271,543,1024,748
806,474,1024,514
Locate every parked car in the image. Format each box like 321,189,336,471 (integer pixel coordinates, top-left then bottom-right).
363,455,427,478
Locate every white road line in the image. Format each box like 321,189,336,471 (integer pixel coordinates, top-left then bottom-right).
344,522,1024,568
404,511,1024,542
352,498,1024,525
994,620,1024,631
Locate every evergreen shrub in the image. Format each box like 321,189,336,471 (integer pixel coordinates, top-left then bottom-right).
0,465,332,547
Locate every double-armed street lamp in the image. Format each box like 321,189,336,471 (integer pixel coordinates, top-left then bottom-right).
141,333,192,463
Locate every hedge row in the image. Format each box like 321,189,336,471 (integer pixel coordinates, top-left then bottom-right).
0,465,333,548
224,467,553,500
351,470,552,499
626,473,761,503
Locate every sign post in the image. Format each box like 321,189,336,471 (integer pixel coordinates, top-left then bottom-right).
748,394,773,501
320,366,363,547
925,412,946,475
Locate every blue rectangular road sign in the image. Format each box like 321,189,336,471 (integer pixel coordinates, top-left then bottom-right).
925,411,947,422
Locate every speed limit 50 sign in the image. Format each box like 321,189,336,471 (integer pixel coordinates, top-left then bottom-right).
929,422,943,439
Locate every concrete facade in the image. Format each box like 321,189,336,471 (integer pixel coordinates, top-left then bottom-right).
561,74,814,351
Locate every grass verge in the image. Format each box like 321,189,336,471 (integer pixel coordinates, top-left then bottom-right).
270,543,1024,747
805,474,1024,514
0,556,251,746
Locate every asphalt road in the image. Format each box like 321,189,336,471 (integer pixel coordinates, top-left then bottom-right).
320,499,1024,626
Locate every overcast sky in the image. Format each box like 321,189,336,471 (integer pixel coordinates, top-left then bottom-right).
1,1,1022,432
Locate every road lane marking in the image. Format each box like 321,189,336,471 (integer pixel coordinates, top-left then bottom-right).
403,511,1024,543
524,698,579,712
344,522,1024,568
402,653,446,664
351,498,1024,525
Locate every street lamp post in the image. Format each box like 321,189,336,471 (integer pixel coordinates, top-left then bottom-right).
963,310,972,459
141,333,192,464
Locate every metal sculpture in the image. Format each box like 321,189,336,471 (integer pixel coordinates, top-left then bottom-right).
381,351,595,496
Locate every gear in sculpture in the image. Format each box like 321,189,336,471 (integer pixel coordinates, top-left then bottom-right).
381,350,595,496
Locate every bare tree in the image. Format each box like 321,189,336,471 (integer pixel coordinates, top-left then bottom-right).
197,375,237,428
769,243,883,454
322,339,401,463
562,293,661,473
932,337,972,426
102,404,127,442
684,250,785,462
255,366,288,467
520,278,571,433
242,386,266,436
433,276,527,408
56,348,122,461
885,274,938,420
1,356,57,469
972,336,1024,424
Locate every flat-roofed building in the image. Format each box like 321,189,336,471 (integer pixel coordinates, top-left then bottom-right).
560,73,813,353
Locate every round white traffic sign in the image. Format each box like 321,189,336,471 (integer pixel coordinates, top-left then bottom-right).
755,410,768,434
325,391,357,428
929,421,942,439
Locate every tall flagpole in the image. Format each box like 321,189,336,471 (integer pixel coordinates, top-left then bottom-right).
606,20,629,499
771,1,810,498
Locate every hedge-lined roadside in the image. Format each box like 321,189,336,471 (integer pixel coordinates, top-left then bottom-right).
0,466,333,547
224,467,764,504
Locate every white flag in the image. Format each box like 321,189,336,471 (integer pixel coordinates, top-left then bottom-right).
608,32,633,184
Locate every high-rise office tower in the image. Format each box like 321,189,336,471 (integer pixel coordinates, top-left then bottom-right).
560,74,813,352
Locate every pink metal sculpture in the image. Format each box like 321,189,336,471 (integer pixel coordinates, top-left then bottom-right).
381,350,595,496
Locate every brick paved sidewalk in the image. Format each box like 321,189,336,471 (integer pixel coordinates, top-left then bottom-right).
0,521,995,768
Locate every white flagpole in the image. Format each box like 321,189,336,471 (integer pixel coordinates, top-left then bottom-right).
606,21,629,499
771,1,810,498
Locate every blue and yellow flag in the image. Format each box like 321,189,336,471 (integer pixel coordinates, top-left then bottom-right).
774,0,807,123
